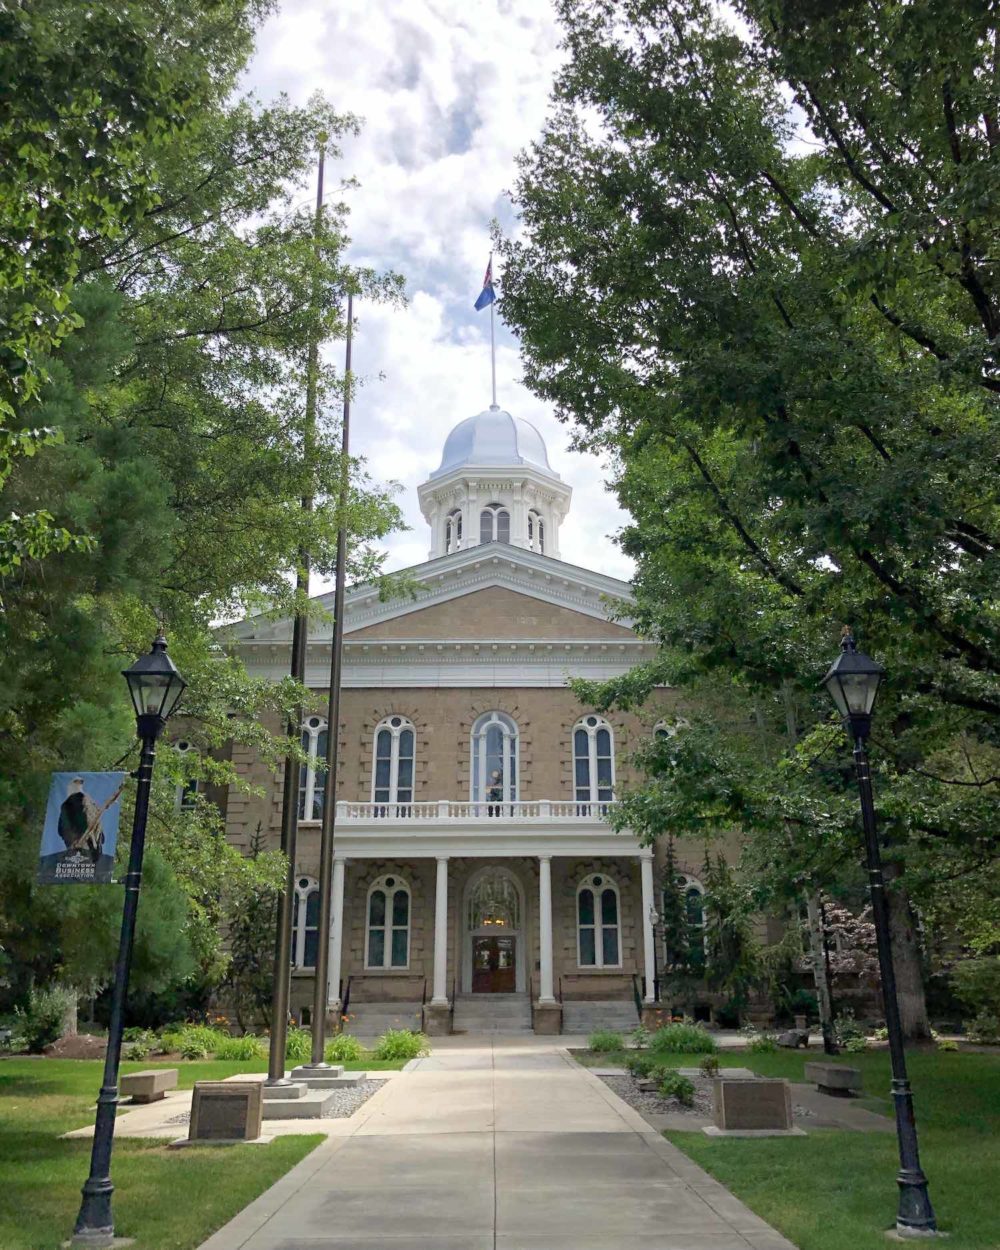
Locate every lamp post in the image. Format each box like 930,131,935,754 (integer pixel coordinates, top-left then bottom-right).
648,905,661,1004
821,629,936,1237
72,632,186,1247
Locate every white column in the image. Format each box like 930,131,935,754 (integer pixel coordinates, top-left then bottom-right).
538,855,555,1003
431,856,449,1005
640,853,656,1003
327,856,346,1009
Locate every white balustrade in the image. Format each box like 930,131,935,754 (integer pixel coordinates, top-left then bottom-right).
326,799,616,824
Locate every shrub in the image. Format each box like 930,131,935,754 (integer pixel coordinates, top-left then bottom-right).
952,957,1000,1018
788,988,818,1018
373,1028,429,1061
15,985,76,1053
657,1070,695,1106
967,1011,1000,1044
588,1029,624,1054
747,1032,779,1054
629,1024,650,1049
844,1035,869,1053
325,1033,364,1062
650,1022,717,1054
699,1054,721,1077
834,1010,866,1048
872,1026,889,1041
173,1023,227,1060
159,1028,185,1054
285,1027,312,1063
625,1052,657,1079
214,1033,267,1060
124,1028,157,1059
937,1039,959,1053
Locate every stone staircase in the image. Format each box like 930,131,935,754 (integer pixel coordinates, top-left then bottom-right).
452,993,532,1034
561,999,639,1036
344,1001,423,1038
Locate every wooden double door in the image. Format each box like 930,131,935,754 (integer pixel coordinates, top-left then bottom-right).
471,935,516,993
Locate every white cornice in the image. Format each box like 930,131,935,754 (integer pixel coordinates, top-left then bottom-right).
241,637,657,688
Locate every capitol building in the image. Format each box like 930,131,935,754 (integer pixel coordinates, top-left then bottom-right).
225,404,704,1036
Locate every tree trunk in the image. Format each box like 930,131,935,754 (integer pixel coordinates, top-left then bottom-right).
883,866,931,1040
804,892,838,1053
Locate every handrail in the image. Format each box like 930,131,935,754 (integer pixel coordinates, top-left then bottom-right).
631,972,643,1019
421,977,427,1006
342,974,353,1022
557,976,563,1004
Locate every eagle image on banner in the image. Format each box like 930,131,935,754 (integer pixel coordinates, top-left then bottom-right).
38,772,126,885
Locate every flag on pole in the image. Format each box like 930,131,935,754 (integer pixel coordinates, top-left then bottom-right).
474,256,496,310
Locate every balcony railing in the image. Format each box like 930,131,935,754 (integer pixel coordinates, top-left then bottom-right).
330,799,617,823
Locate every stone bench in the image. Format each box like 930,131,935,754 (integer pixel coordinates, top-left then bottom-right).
804,1061,862,1097
121,1068,178,1104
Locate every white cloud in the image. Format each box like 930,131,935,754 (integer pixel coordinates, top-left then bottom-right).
243,0,634,587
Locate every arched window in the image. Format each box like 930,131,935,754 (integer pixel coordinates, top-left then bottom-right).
292,876,320,969
683,875,707,970
577,873,621,968
573,715,614,810
173,739,199,813
480,503,510,544
527,509,545,553
372,716,415,815
298,716,328,821
467,871,521,931
366,875,410,969
445,508,463,553
471,711,518,809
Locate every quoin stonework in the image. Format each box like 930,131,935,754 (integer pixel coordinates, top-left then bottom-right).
220,404,734,1036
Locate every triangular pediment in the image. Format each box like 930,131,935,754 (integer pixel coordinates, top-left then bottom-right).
228,545,635,645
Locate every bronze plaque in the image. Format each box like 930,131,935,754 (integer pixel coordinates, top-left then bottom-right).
189,1080,263,1142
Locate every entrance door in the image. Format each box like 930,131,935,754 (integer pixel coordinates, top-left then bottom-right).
472,936,516,993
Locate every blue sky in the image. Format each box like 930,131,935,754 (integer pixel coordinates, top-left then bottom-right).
242,0,633,584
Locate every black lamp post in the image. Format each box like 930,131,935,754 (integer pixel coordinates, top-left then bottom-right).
72,632,186,1247
648,904,661,1004
821,629,936,1237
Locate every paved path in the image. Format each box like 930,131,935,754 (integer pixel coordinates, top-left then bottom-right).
197,1036,796,1250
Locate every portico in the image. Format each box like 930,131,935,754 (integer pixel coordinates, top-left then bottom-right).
315,800,658,1035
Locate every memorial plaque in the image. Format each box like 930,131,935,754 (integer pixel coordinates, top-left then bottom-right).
189,1080,262,1142
713,1078,792,1131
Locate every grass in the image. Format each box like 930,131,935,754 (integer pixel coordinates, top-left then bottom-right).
571,1045,999,1247
0,1053,401,1249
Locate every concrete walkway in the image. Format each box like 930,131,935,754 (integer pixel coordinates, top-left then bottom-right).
196,1035,797,1250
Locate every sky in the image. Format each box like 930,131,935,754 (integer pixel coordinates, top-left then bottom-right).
241,0,634,585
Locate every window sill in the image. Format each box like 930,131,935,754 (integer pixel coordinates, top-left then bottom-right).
361,967,413,975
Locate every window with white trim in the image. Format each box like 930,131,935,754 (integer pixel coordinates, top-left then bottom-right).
471,711,518,808
527,509,545,553
298,716,328,821
445,508,463,553
573,715,614,809
366,875,410,968
173,739,199,813
372,716,415,814
292,877,320,968
479,503,510,544
577,873,621,967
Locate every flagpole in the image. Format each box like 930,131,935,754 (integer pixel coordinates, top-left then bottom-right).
490,295,497,407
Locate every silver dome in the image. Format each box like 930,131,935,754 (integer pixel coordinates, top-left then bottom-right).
430,405,558,479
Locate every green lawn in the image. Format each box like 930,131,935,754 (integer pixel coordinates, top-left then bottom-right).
0,1054,400,1250
573,1046,999,1250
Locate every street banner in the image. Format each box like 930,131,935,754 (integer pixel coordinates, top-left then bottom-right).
38,772,127,885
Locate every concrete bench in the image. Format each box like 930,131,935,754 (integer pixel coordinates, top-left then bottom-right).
121,1068,178,1104
804,1061,862,1097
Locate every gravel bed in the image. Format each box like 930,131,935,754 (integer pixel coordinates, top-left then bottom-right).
599,1072,817,1120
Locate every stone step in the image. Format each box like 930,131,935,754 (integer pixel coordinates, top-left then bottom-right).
287,1064,364,1090
562,1000,639,1035
260,1089,341,1119
260,1081,308,1100
453,994,532,1034
345,1002,422,1035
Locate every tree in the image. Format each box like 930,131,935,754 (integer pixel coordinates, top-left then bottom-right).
222,825,282,1031
0,17,404,1017
500,0,1000,1037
